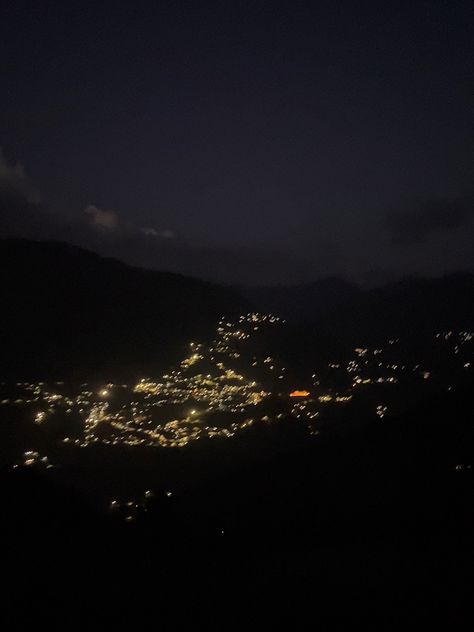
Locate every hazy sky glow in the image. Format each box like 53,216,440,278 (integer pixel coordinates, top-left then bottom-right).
1,1,473,285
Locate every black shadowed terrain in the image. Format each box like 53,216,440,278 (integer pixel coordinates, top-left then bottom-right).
1,238,474,627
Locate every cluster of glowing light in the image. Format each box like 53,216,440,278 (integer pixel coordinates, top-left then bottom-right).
376,405,388,419
13,451,53,469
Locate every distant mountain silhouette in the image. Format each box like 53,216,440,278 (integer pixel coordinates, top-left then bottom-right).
247,273,474,340
246,277,361,322
0,238,249,379
346,273,474,340
2,238,474,380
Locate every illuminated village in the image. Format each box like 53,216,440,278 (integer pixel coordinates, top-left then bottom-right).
1,314,473,513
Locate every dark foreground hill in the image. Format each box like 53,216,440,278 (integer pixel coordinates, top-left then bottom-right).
1,239,474,626
0,238,249,379
2,383,473,627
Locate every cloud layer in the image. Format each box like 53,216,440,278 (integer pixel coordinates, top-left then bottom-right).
387,194,474,245
84,205,119,231
0,149,41,204
2,148,474,286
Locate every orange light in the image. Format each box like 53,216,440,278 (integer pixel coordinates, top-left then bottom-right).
289,390,310,398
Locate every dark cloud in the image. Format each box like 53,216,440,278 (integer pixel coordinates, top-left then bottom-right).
0,196,315,285
141,227,175,239
0,151,315,286
84,205,119,231
387,194,474,245
3,146,472,287
0,148,41,204
0,150,64,241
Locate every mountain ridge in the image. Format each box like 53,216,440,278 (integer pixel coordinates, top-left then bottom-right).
2,238,474,379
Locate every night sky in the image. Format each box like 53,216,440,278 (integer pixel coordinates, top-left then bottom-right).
1,1,473,285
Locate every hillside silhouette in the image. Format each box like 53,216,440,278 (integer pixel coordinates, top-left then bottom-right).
0,238,249,379
2,237,474,381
